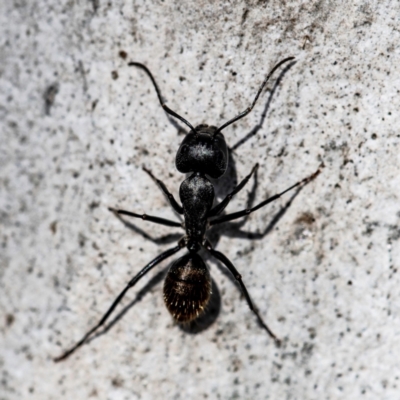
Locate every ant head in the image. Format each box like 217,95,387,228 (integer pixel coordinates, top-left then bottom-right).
175,124,228,179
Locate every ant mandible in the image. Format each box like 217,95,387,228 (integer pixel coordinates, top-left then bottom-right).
54,56,321,362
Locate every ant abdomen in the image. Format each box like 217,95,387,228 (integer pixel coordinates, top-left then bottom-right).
163,253,211,322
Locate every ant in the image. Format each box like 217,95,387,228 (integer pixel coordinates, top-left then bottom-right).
54,56,321,362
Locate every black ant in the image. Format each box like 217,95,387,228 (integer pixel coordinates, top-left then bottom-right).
54,56,321,362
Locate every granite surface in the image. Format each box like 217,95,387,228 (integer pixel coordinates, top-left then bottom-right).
1,1,400,399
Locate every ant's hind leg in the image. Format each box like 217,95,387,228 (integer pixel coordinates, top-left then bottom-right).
53,243,184,362
205,241,279,343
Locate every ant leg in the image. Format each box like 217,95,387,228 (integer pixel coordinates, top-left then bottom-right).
208,163,259,218
210,166,321,226
128,62,196,133
142,167,183,214
215,57,295,135
54,242,184,362
108,208,181,228
204,241,279,342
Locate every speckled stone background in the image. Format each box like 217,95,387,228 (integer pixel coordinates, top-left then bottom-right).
1,1,400,399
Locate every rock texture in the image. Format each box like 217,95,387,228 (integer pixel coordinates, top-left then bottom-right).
1,1,399,399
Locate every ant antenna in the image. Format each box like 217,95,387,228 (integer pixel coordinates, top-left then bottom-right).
128,62,197,133
214,56,295,136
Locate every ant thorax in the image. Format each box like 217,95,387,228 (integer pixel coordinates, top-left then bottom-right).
179,172,214,249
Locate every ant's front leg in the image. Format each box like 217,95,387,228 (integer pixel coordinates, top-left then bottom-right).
143,167,183,214
207,163,259,218
108,167,185,229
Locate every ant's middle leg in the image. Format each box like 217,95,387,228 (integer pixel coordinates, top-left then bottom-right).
108,207,181,228
210,166,321,226
207,163,259,218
